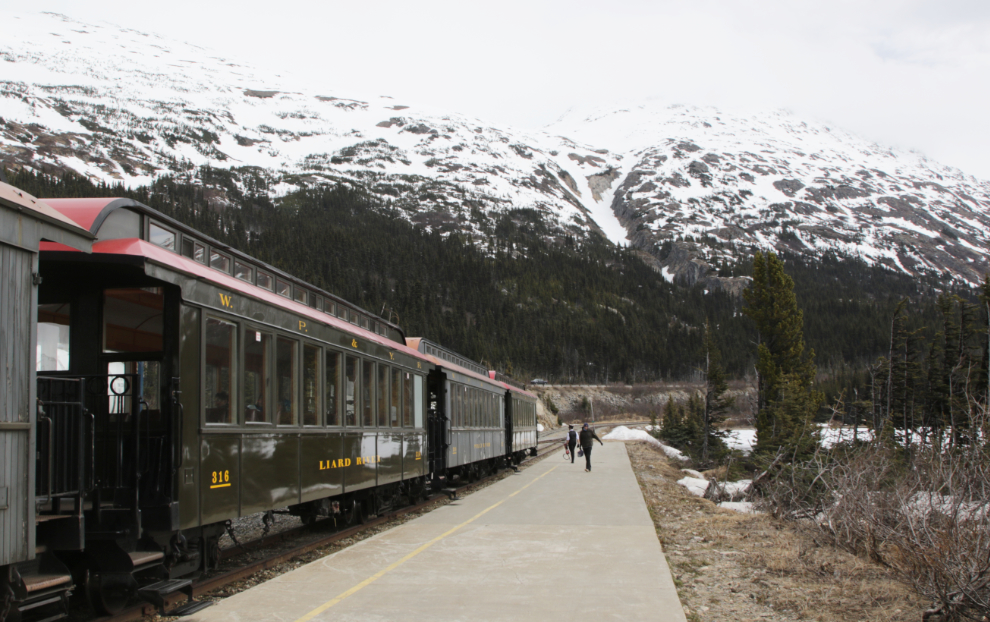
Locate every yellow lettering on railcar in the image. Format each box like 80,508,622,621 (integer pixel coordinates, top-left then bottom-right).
209,470,231,488
389,352,394,360
318,458,354,470
219,293,233,308
352,339,358,348
417,362,422,369
299,320,308,333
473,442,492,449
415,451,422,460
452,447,457,455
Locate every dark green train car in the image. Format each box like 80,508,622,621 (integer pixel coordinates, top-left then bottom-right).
35,197,431,613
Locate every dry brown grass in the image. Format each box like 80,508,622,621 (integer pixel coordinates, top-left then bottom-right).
627,442,927,621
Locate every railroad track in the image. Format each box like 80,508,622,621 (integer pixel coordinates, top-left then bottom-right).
94,444,557,622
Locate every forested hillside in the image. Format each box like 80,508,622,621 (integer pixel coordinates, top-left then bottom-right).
10,167,968,385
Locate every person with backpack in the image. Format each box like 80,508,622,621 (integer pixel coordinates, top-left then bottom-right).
564,425,578,463
579,423,604,472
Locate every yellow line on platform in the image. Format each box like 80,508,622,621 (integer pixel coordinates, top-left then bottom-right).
292,465,559,622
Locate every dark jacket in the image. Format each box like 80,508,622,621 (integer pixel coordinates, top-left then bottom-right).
579,428,602,448
567,430,578,445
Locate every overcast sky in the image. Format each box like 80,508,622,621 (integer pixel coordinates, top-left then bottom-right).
33,0,990,179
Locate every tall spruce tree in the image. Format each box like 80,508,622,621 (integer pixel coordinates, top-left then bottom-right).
701,319,733,464
743,251,823,457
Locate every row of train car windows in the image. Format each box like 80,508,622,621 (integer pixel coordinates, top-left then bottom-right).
511,399,537,428
149,221,389,337
203,316,423,428
449,383,503,429
424,344,486,375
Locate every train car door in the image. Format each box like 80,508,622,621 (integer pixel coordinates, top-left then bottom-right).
504,391,514,459
426,369,448,486
96,286,180,536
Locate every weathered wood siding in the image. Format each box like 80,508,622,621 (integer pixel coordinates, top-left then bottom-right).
0,241,34,566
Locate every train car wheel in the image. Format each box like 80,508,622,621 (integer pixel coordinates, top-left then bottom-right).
86,570,134,615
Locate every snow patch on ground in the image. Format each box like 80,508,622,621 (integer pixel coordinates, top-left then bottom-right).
719,501,756,513
725,429,756,454
604,425,689,461
677,476,710,497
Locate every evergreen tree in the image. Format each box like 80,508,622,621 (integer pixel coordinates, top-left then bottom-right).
743,252,823,457
700,319,733,464
660,397,695,449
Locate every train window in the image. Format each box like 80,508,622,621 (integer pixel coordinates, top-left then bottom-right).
104,289,164,353
310,295,321,311
210,250,231,273
404,373,415,427
205,317,236,425
377,365,388,427
391,368,401,427
149,221,176,251
453,385,460,427
303,344,321,426
37,303,71,371
325,300,336,317
181,238,207,264
234,261,253,283
362,360,374,427
326,350,341,426
413,375,423,428
344,356,358,426
244,329,270,424
294,288,308,305
276,337,297,425
276,279,291,298
257,271,273,291
360,316,370,330
349,310,359,326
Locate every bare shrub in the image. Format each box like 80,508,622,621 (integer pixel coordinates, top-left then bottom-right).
755,411,990,621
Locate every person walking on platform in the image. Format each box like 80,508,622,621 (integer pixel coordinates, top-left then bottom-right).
565,425,578,463
579,423,603,472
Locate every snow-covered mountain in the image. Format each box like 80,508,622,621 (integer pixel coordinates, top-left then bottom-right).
2,12,988,287
547,105,990,287
0,12,622,241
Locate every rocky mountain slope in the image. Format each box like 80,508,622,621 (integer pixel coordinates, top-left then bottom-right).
548,105,990,287
0,11,623,243
2,11,987,287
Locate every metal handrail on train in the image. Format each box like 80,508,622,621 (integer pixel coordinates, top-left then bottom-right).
35,376,89,502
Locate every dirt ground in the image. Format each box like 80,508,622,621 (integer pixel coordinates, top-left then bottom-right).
626,442,928,622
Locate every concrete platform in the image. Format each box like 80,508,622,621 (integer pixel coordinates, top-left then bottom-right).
189,442,686,622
